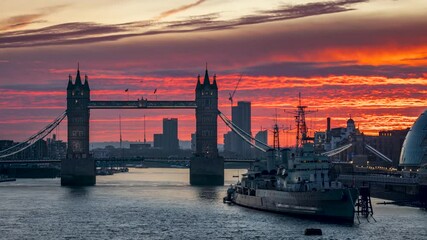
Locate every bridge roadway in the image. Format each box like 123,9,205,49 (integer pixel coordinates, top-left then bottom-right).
88,100,197,109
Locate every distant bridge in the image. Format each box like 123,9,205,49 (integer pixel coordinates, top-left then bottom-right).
338,174,419,185
0,157,257,165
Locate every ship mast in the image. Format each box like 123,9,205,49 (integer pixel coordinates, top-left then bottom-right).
294,93,315,149
272,109,280,161
273,109,280,152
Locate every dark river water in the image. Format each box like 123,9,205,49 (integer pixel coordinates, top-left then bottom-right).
0,168,426,240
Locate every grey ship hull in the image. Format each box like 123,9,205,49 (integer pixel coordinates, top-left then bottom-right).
233,188,358,223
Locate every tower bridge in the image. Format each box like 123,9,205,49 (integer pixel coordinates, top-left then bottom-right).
64,66,222,186
0,66,405,187
0,65,265,186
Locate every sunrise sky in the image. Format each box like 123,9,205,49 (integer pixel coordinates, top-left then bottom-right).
0,0,426,146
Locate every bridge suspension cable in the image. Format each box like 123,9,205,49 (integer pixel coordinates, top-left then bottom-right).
0,111,67,158
364,143,393,163
321,143,353,157
321,142,393,164
218,111,270,152
218,111,270,149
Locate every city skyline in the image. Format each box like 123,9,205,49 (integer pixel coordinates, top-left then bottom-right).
1,0,426,145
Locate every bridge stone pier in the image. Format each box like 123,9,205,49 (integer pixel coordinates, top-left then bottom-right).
62,66,223,186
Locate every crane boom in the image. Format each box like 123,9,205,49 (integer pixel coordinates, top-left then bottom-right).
228,74,243,107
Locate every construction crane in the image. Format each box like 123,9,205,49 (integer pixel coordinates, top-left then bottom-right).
228,74,243,110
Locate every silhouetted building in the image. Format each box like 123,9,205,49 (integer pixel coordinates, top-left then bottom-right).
0,139,49,160
325,117,358,151
163,118,179,151
153,134,163,148
0,140,14,151
25,139,48,159
47,134,67,159
254,130,268,159
372,129,409,167
91,148,110,159
255,130,267,148
191,133,196,152
223,131,233,153
231,101,252,157
152,118,179,151
130,143,151,150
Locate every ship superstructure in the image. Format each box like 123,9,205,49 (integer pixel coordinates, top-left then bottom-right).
226,95,359,223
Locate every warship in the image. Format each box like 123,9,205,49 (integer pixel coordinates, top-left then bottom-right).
225,96,359,223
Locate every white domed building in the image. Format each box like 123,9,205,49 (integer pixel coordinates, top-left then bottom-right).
399,110,427,168
325,117,358,151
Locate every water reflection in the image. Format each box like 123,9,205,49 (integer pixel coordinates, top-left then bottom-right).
193,186,221,201
64,186,92,198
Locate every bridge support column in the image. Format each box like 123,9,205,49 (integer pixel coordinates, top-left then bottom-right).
190,156,224,185
62,67,95,186
191,68,224,186
61,158,95,186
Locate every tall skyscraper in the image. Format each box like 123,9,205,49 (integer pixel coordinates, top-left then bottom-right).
255,130,268,147
254,130,268,159
162,118,179,151
231,101,252,157
191,133,196,152
152,118,179,151
223,131,233,152
153,134,164,148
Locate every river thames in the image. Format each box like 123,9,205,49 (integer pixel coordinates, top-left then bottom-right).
0,168,426,240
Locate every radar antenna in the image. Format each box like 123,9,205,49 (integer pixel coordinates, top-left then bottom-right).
293,93,317,148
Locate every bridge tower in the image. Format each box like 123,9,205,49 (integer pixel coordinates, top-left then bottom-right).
61,66,95,186
190,67,224,185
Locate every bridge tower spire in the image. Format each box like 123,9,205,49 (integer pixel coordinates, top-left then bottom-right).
191,65,224,185
195,66,218,158
62,65,95,186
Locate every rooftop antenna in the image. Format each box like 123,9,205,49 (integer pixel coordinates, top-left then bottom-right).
119,114,123,158
144,115,147,144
